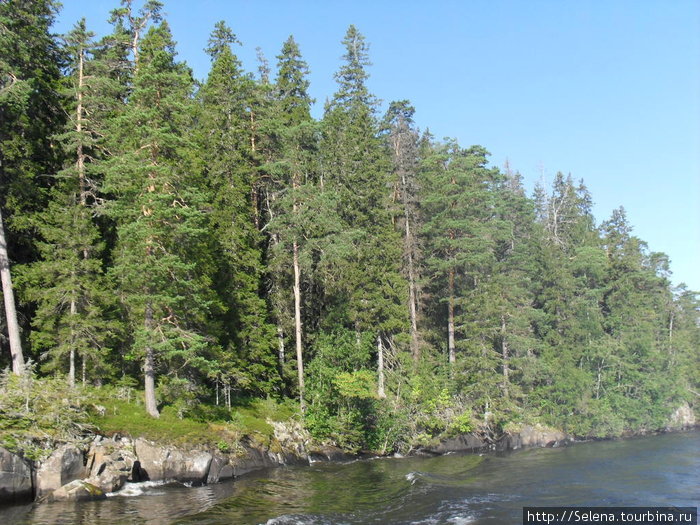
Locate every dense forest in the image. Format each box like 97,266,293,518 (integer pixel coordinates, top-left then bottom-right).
1,0,698,453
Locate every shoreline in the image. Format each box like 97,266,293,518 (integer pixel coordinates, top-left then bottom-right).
1,422,696,509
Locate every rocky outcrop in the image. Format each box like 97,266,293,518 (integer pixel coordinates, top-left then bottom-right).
667,403,696,430
35,444,86,499
502,424,570,450
84,436,138,493
421,433,486,455
133,438,212,485
0,447,33,504
308,445,356,462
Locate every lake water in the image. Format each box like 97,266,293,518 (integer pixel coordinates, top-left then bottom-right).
4,430,698,524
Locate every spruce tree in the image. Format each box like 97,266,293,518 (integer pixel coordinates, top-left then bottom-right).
265,35,317,405
198,21,278,399
0,0,64,373
19,19,119,386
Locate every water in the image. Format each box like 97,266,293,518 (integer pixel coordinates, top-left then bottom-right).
4,431,698,524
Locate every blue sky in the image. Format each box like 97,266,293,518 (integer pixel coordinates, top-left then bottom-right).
53,0,700,291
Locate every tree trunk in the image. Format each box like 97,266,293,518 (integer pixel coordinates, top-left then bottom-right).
144,302,159,418
277,325,285,367
69,297,76,388
402,172,419,363
377,334,386,399
501,315,509,399
293,237,305,410
447,268,456,365
0,208,24,375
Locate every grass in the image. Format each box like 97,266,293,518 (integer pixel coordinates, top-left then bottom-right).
89,389,300,449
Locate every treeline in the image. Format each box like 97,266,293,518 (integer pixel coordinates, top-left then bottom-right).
1,0,697,450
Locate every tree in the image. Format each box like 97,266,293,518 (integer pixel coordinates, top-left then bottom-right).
383,100,422,362
19,19,117,386
420,141,502,367
266,35,316,406
198,21,278,399
105,22,216,417
319,25,407,392
0,0,64,374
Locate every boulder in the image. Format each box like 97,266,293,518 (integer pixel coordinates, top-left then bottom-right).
0,447,33,503
35,444,85,499
667,403,696,430
505,424,567,450
85,436,138,493
133,439,212,484
44,480,106,503
308,445,356,462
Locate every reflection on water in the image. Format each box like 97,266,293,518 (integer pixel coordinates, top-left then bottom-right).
3,431,698,525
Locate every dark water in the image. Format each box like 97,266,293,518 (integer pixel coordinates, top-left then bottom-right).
4,431,698,524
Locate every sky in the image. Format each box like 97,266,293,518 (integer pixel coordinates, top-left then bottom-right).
53,0,700,291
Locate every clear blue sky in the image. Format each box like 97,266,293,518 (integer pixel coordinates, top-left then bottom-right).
54,0,700,292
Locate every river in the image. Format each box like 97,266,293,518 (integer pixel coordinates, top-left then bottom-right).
3,431,698,524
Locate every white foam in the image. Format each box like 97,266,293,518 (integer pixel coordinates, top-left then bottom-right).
447,516,476,524
107,480,171,497
405,471,419,484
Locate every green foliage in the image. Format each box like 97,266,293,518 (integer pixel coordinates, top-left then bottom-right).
0,5,696,454
0,366,93,460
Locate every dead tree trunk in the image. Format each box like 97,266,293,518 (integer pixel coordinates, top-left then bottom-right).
0,208,25,375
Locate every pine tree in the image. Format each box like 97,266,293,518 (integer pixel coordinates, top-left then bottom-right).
105,21,216,417
18,19,120,387
383,100,422,362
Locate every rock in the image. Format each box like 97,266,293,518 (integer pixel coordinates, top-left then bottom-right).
505,424,568,450
133,439,212,484
35,444,85,499
228,446,279,477
308,445,356,462
44,480,106,502
667,403,696,430
206,454,234,484
424,434,486,455
0,447,33,504
84,437,138,493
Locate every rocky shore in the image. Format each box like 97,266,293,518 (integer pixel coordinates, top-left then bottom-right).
1,403,695,507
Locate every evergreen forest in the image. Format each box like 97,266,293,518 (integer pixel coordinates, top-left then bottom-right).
1,0,698,455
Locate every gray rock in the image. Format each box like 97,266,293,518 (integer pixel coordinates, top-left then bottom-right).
228,446,278,477
44,480,106,502
308,445,356,462
425,434,486,454
35,444,85,499
206,454,234,483
133,439,212,484
0,447,33,503
85,437,137,493
667,403,696,430
505,424,567,450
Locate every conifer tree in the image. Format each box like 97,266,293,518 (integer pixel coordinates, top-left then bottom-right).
383,100,422,362
0,0,64,373
266,35,317,405
198,21,278,398
20,19,118,386
105,21,216,417
320,25,407,343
